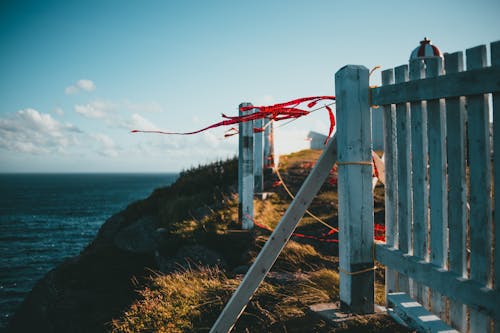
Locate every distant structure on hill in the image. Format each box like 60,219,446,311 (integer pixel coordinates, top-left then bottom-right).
307,131,328,150
307,124,384,151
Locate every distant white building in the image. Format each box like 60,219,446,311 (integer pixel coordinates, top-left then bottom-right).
307,109,384,151
307,131,328,150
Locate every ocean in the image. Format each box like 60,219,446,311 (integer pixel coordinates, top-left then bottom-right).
0,173,178,330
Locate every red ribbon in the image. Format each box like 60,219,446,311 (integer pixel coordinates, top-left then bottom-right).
131,96,336,141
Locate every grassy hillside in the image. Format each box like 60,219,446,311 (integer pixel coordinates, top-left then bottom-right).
108,150,406,333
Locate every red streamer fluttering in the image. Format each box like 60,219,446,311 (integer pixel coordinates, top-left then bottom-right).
131,96,336,141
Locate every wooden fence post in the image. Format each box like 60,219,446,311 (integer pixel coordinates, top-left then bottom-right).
254,116,264,193
336,65,374,314
238,102,254,230
263,118,274,169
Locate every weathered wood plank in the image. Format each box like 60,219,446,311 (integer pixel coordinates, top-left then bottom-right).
425,57,447,321
238,103,254,230
444,51,467,332
382,69,399,295
395,65,411,294
375,244,500,321
210,135,338,333
253,116,264,193
336,65,374,314
371,66,500,105
387,292,458,333
467,44,493,333
409,58,429,307
491,40,500,333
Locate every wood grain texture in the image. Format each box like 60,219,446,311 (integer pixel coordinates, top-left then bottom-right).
371,66,500,105
336,65,374,314
444,51,467,332
382,68,399,295
395,65,411,294
467,44,493,333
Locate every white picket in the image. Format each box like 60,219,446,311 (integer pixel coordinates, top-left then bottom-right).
425,57,448,320
467,45,493,333
395,64,411,294
382,69,399,297
491,40,500,333
409,58,429,308
444,51,467,332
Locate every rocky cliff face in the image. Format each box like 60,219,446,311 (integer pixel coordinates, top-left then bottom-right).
8,158,239,333
8,212,158,333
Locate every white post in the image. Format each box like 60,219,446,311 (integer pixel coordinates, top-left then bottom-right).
263,118,274,169
491,40,500,333
238,102,254,230
254,116,264,193
336,65,374,314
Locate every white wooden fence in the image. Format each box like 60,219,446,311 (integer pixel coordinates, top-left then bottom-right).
370,41,500,332
214,41,499,333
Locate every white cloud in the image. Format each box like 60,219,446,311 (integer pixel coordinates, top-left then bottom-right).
64,86,78,95
126,113,159,131
91,133,120,157
0,108,82,154
74,100,117,119
65,79,96,94
54,107,64,116
124,101,163,113
76,79,95,91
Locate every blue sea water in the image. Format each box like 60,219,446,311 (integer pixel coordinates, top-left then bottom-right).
0,173,178,329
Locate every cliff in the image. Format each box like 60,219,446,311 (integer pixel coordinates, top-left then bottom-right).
8,151,406,333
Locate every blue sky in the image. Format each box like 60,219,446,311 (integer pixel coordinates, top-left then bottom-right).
1,0,499,172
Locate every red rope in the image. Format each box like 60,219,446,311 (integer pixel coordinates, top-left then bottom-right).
131,96,336,140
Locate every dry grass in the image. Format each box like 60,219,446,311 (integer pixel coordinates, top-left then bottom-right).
110,266,340,333
109,149,407,333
